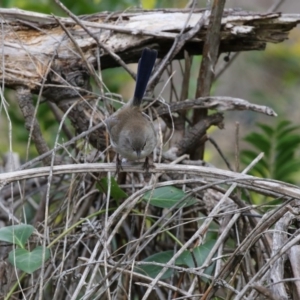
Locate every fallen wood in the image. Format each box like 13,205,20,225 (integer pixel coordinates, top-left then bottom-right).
156,96,277,117
0,8,299,91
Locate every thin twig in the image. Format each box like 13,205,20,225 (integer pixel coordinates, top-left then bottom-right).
208,136,233,171
148,2,208,89
53,0,135,79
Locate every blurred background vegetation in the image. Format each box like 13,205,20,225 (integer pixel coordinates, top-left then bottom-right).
1,0,300,185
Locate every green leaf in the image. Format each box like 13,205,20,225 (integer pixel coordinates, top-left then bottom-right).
275,161,300,181
241,149,258,159
97,177,128,200
242,119,300,184
136,240,216,280
276,120,292,132
257,123,274,136
275,149,296,168
177,240,216,268
276,125,299,140
143,186,198,208
276,135,300,152
241,150,269,178
244,133,271,155
136,251,174,280
9,246,50,274
0,224,34,248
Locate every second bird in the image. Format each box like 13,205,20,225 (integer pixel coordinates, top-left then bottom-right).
105,48,158,171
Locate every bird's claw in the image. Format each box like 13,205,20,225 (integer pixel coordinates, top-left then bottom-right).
142,157,154,174
116,154,123,175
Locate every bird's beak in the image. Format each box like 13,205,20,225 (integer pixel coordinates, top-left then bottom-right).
135,150,141,158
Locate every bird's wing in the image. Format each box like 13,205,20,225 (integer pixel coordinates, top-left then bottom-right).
105,114,119,133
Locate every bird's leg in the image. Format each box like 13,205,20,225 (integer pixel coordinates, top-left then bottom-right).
116,154,123,175
142,156,154,173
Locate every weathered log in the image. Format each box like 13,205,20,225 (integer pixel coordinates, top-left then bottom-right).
0,8,299,92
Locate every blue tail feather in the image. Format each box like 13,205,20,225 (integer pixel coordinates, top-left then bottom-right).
132,48,157,106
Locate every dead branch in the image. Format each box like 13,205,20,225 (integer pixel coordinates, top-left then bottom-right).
1,163,300,201
192,0,226,160
16,86,51,164
268,211,294,300
156,96,277,116
0,8,299,91
288,246,300,298
176,112,224,156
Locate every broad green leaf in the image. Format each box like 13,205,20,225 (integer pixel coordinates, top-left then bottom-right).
177,240,216,281
97,177,128,200
136,251,174,280
0,224,34,248
136,240,216,280
177,240,216,268
9,246,50,274
143,186,198,208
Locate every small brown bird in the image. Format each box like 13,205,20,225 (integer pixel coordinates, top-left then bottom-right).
105,48,158,172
